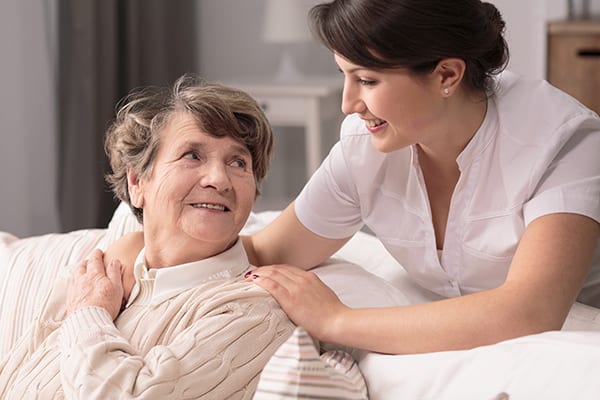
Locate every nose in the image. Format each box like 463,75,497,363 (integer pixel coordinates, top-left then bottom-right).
199,161,232,192
341,81,366,115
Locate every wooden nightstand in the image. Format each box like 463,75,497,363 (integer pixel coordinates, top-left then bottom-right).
221,77,343,179
547,19,600,114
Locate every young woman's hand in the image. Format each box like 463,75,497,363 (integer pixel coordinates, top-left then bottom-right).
66,249,124,320
246,264,349,341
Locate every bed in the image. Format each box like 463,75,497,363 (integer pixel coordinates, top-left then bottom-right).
1,203,599,399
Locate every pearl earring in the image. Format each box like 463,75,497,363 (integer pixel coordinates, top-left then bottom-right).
443,88,450,95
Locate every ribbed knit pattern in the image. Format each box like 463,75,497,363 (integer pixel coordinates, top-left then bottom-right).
0,275,294,399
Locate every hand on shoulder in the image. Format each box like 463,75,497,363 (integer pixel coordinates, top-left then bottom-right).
105,231,145,302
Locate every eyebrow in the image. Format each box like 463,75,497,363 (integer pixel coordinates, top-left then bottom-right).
337,65,374,75
228,142,252,158
179,140,251,158
348,67,372,74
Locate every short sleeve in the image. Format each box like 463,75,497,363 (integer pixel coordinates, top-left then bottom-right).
295,141,363,239
524,115,600,225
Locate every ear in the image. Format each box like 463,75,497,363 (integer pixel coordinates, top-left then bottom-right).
127,169,145,209
434,58,466,97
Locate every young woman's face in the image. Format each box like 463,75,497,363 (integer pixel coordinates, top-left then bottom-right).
131,112,256,254
335,54,445,153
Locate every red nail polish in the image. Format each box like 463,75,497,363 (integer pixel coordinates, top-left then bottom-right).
252,274,259,279
244,271,253,278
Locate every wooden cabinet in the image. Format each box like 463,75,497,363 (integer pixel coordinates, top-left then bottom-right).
547,20,600,114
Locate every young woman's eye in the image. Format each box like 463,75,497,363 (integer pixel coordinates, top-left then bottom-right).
358,78,377,86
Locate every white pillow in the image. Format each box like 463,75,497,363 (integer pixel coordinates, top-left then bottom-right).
562,301,600,331
0,228,105,358
358,330,600,400
313,259,412,309
0,202,142,359
96,201,143,251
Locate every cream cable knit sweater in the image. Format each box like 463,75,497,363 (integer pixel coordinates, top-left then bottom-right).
0,261,294,399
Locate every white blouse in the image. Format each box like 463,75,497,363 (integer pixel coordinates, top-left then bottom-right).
295,71,600,301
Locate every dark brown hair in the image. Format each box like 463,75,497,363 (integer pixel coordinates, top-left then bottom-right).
105,74,274,223
310,0,509,93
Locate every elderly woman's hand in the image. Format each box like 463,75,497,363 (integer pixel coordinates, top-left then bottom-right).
66,249,124,320
103,231,144,303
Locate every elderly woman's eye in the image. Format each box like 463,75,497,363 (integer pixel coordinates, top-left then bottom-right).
183,151,200,160
230,158,247,169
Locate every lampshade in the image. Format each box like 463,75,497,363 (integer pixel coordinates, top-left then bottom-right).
262,0,314,44
568,0,592,19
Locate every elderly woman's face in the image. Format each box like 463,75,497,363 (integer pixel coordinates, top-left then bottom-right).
131,112,256,253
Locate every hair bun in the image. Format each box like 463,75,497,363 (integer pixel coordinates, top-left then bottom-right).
482,2,506,36
478,1,509,83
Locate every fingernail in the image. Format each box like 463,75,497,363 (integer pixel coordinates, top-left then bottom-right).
252,274,259,280
244,271,253,278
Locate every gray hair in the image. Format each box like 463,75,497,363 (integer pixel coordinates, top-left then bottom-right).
104,74,274,223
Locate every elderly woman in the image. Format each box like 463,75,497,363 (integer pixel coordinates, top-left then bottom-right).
0,75,295,399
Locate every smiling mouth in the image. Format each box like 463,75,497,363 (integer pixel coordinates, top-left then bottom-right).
365,118,387,128
191,203,229,212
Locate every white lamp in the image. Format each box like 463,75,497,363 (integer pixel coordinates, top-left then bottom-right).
262,0,315,81
568,0,591,19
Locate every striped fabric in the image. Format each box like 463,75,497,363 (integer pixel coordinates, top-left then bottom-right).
254,327,368,400
0,229,105,358
0,202,142,359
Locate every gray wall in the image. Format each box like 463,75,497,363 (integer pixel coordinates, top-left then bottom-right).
0,0,579,237
0,0,59,237
198,0,335,80
197,0,338,211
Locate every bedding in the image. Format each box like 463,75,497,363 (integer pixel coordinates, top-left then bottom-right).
1,204,599,399
253,327,368,400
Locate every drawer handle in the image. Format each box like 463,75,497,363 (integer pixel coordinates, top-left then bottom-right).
577,49,600,57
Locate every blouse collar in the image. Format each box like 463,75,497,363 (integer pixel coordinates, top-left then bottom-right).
456,96,499,171
126,239,251,306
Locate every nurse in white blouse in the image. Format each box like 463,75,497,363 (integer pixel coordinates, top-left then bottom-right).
242,0,600,355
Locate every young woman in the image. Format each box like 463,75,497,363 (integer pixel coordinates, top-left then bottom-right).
242,0,600,354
